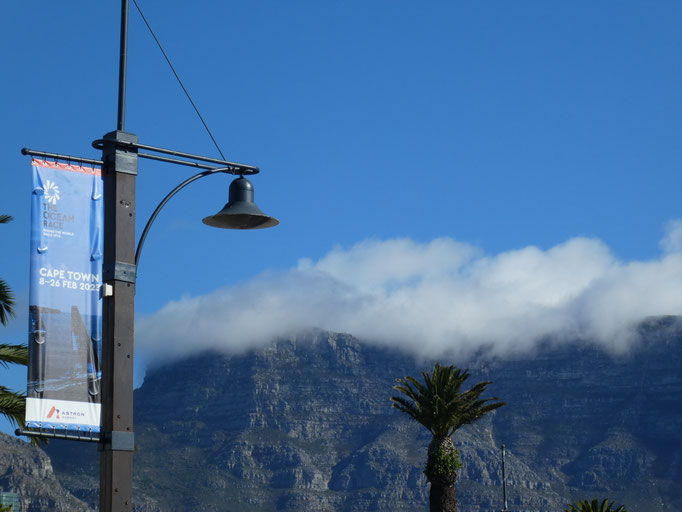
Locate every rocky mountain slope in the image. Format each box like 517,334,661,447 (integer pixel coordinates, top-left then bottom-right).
12,317,682,511
0,434,94,512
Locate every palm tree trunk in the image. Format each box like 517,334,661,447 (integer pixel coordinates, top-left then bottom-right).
430,481,458,512
427,435,459,512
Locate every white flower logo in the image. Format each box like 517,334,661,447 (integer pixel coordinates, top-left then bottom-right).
44,180,60,205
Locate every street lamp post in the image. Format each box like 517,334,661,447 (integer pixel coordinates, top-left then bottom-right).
96,2,277,511
99,6,140,504
18,1,276,508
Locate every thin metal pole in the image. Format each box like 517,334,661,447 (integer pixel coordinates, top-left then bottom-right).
117,0,129,131
501,444,508,512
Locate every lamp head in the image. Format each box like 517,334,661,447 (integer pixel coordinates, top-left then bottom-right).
202,176,279,230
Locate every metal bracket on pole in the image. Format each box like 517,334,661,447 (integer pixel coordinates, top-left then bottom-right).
102,131,138,175
101,431,135,452
102,262,137,283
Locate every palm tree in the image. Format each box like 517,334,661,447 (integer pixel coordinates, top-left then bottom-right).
391,363,505,512
0,215,15,326
0,214,30,429
0,344,28,428
565,499,627,512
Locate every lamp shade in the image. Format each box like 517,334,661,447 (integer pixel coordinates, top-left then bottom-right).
202,176,279,230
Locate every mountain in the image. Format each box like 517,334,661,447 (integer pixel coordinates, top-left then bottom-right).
0,433,94,512
14,317,682,511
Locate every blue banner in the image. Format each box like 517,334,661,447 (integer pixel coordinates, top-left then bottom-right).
26,159,103,432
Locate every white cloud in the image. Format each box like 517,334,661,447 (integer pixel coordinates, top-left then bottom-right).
136,222,682,363
660,219,682,255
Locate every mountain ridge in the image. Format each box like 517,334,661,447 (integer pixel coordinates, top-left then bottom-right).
6,317,682,511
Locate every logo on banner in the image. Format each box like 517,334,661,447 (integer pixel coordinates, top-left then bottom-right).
46,405,85,421
42,178,75,232
44,180,61,205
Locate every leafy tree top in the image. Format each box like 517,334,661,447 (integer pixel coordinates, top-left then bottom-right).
565,498,627,512
391,363,505,438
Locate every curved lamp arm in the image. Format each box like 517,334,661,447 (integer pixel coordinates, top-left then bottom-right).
135,168,230,268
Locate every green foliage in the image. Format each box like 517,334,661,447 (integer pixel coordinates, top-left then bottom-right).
0,280,15,327
425,445,462,482
0,213,36,442
0,343,30,430
0,503,13,512
0,214,15,327
0,344,28,368
391,363,505,437
565,498,627,512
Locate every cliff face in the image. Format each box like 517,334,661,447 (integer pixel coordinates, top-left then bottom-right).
0,433,94,512
39,318,682,511
484,317,682,512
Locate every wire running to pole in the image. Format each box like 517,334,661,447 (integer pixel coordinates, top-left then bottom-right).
131,0,228,162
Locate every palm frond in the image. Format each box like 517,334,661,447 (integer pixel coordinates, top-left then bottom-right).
0,214,15,324
0,385,43,446
0,385,26,428
564,498,627,512
0,280,16,326
390,396,421,420
391,362,506,438
0,344,29,368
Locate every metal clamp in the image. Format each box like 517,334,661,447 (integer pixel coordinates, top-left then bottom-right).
102,262,137,284
101,431,135,452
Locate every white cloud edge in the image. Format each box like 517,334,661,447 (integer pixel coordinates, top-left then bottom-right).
136,222,682,363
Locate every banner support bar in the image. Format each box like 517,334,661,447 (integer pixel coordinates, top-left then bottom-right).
23,145,259,175
21,148,103,167
15,428,101,443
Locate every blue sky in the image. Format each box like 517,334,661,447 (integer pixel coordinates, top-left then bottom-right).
2,1,682,434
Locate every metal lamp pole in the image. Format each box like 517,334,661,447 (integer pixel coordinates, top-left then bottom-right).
97,2,277,510
98,0,138,507
97,0,137,507
17,2,275,509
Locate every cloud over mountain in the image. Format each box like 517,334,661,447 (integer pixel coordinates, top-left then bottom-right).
137,222,682,362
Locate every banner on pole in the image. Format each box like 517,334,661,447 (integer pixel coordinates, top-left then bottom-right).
26,159,103,432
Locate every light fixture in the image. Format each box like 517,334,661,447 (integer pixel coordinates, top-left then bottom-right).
203,176,279,230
